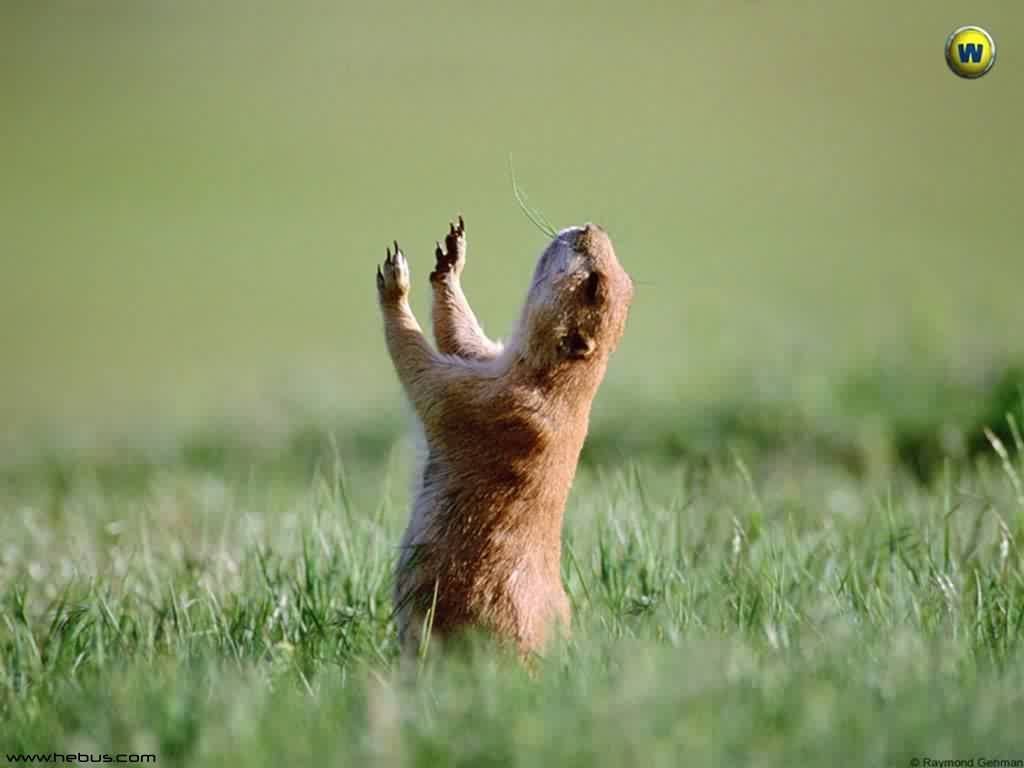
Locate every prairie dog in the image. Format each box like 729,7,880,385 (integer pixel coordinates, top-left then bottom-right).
376,217,633,657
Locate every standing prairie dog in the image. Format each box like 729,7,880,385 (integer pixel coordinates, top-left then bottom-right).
376,216,633,657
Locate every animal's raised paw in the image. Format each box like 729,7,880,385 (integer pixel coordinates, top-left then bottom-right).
430,215,466,284
377,240,410,303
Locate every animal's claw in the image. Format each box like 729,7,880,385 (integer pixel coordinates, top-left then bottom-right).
430,214,467,284
377,241,410,301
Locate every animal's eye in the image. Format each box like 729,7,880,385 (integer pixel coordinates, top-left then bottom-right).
584,271,601,303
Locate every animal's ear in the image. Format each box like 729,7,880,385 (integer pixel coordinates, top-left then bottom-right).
561,330,595,360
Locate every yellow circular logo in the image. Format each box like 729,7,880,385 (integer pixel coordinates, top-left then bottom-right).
945,26,996,79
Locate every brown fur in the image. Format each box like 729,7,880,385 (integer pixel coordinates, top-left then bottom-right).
375,217,633,657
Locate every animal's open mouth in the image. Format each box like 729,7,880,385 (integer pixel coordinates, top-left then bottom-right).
564,331,595,359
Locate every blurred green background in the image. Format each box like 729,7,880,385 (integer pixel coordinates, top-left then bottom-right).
2,0,1022,444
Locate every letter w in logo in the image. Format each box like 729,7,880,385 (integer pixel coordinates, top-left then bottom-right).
958,43,984,63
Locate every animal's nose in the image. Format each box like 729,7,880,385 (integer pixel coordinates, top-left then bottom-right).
577,223,611,254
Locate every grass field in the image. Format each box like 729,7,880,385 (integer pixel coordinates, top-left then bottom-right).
3,2,1024,765
3,401,1024,766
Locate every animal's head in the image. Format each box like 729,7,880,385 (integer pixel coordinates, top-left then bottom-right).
519,224,633,373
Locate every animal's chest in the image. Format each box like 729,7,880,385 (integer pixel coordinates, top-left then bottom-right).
441,403,550,464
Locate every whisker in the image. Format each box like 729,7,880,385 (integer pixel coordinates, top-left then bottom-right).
509,155,558,239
